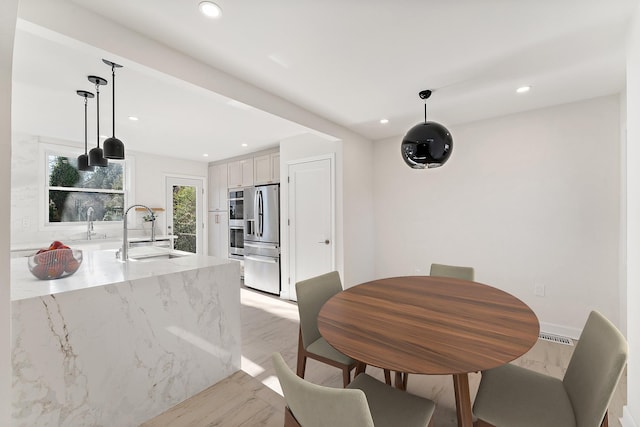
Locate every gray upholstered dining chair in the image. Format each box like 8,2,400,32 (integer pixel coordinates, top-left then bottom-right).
473,310,627,427
429,263,475,281
296,271,393,387
273,352,435,427
295,271,357,387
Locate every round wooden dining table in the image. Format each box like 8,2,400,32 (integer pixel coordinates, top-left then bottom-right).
317,276,539,427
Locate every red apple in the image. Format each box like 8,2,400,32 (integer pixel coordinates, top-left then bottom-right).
64,258,80,273
31,263,48,279
35,251,56,265
49,241,64,250
47,262,64,279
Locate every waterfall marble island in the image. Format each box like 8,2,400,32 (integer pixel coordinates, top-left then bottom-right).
11,249,241,427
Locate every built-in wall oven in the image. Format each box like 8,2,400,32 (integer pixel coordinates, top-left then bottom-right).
228,189,244,260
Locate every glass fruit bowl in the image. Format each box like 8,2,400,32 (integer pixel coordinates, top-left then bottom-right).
27,249,83,280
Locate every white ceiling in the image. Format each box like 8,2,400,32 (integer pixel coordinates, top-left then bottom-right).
12,0,637,162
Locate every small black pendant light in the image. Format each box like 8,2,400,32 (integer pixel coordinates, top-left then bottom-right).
87,75,109,167
102,59,125,159
401,90,453,169
76,89,95,172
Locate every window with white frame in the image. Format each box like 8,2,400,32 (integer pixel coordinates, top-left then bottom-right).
46,152,125,224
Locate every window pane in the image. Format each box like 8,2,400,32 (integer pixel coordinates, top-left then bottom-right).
49,190,124,223
48,155,123,190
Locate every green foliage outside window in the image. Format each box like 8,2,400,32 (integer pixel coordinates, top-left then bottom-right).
172,185,197,253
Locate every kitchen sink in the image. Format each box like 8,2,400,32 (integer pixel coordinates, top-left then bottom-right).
126,246,192,261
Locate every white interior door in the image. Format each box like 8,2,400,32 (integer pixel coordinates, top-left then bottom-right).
166,176,203,254
288,156,334,300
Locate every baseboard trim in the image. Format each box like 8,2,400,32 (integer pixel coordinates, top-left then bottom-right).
621,406,639,427
539,321,582,340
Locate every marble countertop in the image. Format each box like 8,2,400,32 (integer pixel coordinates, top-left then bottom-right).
11,249,233,301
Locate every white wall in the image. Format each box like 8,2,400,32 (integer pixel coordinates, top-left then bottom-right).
620,92,627,338
373,95,621,337
10,135,207,246
342,135,375,287
1,1,18,424
625,4,640,426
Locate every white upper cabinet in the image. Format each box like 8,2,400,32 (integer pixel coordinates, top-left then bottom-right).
241,159,254,187
208,163,228,211
228,159,254,188
254,152,280,185
253,154,270,185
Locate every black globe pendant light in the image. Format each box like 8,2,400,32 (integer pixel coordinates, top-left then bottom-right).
87,75,109,167
401,90,453,169
76,89,95,172
102,59,125,159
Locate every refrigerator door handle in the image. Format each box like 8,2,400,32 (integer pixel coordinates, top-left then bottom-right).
258,190,264,237
254,189,260,237
261,190,264,237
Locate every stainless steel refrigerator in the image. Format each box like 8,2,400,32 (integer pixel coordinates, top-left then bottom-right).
244,184,280,294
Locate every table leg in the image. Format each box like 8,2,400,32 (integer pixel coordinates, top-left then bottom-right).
355,361,367,377
394,371,407,391
452,373,473,427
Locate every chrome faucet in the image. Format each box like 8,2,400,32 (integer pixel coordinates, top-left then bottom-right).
86,206,95,240
119,204,156,261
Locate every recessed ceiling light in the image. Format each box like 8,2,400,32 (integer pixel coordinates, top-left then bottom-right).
241,143,248,147
516,86,531,94
199,1,222,18
203,154,209,157
380,119,389,124
128,116,139,121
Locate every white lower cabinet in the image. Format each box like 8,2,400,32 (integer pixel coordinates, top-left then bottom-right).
208,211,229,258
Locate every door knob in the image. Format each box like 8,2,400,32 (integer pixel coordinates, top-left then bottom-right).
318,239,330,245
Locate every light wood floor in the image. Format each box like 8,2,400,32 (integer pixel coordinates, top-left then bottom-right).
143,287,627,427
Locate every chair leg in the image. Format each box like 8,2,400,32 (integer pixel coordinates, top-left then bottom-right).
284,406,302,427
384,369,391,385
342,366,351,387
296,329,307,379
601,409,609,427
394,371,408,390
475,419,495,427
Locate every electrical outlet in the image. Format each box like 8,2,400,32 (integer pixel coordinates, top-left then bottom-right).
534,284,545,297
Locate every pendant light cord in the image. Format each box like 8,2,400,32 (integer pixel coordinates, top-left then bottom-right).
111,64,116,137
84,95,88,155
424,103,427,124
95,82,100,149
